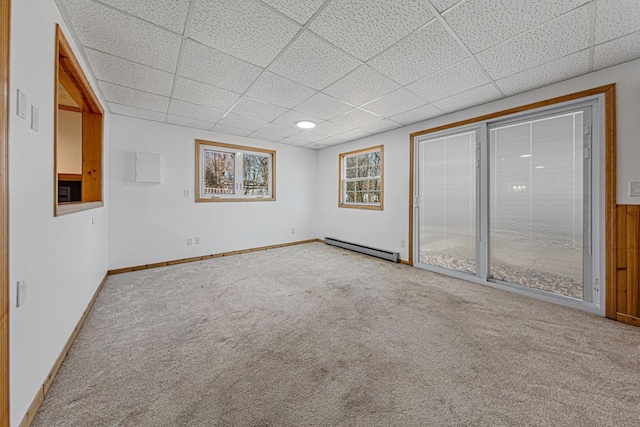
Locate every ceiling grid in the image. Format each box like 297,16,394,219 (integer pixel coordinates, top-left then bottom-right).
54,0,640,149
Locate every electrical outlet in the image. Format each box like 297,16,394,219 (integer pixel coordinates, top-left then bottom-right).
187,237,193,246
195,236,200,245
17,89,26,119
291,227,295,234
184,189,190,197
400,240,406,248
630,182,640,197
17,279,27,307
31,106,39,132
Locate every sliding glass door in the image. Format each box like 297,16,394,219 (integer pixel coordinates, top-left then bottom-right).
414,102,596,307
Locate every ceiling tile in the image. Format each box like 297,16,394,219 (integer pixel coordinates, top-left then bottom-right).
594,30,640,70
168,99,225,123
96,0,191,33
172,77,240,111
279,137,310,147
268,31,361,90
337,129,371,142
323,65,401,106
310,121,353,137
109,103,167,122
294,93,354,120
217,112,268,132
309,0,433,61
368,20,468,85
259,123,301,137
475,6,591,80
210,124,253,137
99,81,169,112
429,0,460,13
359,119,403,134
230,97,288,122
595,0,640,44
261,0,325,25
444,0,590,53
60,0,182,72
245,71,317,108
496,50,591,96
312,136,348,148
407,58,490,102
178,40,263,94
332,108,382,128
84,48,174,97
247,132,284,143
167,115,215,130
361,88,426,117
432,84,502,113
188,0,301,67
390,104,443,125
272,110,325,128
282,130,325,143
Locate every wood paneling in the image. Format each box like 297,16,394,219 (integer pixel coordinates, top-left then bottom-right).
615,205,640,326
81,112,102,202
0,0,9,424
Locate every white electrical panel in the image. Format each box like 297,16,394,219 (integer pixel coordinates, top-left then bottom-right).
135,152,163,183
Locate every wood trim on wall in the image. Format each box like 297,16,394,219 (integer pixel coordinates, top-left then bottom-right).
54,25,104,217
408,85,618,320
0,0,9,424
19,274,108,427
195,139,276,203
338,145,384,211
109,239,321,275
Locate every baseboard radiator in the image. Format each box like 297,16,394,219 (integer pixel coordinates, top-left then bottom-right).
324,237,399,263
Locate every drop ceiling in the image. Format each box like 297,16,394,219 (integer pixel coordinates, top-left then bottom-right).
56,0,640,150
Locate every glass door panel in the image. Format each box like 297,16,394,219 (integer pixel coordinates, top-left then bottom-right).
489,110,588,299
418,130,477,274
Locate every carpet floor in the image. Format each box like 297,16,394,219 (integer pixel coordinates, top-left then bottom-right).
33,243,640,426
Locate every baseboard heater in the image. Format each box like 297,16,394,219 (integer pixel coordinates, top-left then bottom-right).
324,237,399,263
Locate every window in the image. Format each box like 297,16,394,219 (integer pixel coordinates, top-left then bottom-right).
339,145,383,210
195,140,275,202
55,25,104,216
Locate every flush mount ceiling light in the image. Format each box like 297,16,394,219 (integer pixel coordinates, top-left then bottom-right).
296,120,316,129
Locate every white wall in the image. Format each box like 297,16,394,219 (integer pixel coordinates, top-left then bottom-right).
57,109,82,174
317,58,640,262
8,1,109,425
108,115,318,270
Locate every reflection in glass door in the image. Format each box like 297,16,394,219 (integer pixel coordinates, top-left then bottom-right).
489,109,591,301
417,130,477,274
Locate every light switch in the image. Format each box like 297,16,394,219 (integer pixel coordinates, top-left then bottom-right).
17,89,26,119
17,279,27,307
630,182,640,197
31,106,39,132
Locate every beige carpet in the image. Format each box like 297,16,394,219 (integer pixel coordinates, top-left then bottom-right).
33,243,640,426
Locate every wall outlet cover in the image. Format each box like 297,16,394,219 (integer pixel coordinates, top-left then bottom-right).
630,182,640,197
187,238,193,246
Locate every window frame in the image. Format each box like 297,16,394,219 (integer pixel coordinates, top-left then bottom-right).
338,145,384,210
195,139,276,203
54,25,104,217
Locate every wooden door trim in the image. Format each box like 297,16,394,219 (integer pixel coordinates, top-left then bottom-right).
408,85,617,319
1,0,10,424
